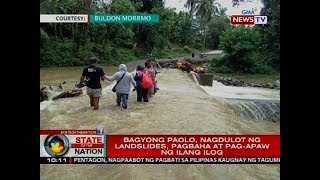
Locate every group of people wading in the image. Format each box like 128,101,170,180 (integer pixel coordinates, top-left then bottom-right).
78,57,159,110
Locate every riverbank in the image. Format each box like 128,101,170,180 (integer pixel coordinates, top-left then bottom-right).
211,73,280,86
40,43,210,67
154,58,279,89
210,75,280,90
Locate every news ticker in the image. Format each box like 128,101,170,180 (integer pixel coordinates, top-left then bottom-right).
40,130,280,164
40,14,159,23
40,157,280,164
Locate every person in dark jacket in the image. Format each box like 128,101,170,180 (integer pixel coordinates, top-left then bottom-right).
134,64,149,102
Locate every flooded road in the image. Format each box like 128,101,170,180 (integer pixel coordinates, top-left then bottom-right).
40,67,280,179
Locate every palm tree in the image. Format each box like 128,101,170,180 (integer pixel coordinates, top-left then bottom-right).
184,0,199,16
213,2,227,17
194,0,216,48
195,0,214,20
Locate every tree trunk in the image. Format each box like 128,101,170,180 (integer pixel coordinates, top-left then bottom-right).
54,24,58,38
72,24,75,40
75,24,80,52
59,24,64,42
52,89,83,101
203,25,206,48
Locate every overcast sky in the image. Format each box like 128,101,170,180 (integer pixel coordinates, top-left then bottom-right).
164,0,264,16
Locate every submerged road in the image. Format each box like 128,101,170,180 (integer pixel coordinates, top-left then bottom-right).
40,69,279,179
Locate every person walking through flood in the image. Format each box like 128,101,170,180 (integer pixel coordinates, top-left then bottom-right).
78,57,105,110
104,64,136,109
145,60,159,93
134,64,149,102
145,62,156,98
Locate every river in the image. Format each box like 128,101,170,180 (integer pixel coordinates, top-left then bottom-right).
40,66,280,179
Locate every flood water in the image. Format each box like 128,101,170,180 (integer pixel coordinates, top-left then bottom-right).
192,74,280,123
40,66,280,180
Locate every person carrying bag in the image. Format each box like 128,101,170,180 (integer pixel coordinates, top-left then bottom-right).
105,64,136,109
112,73,126,92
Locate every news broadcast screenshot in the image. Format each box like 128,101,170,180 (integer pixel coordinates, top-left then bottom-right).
40,0,280,179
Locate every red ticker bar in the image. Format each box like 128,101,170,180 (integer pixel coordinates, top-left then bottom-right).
106,135,280,158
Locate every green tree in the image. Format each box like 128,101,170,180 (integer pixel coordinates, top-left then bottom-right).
258,0,280,69
174,12,196,45
206,16,230,49
194,0,217,48
185,0,221,49
40,0,230,67
139,0,164,13
213,2,227,17
215,27,264,73
185,0,199,16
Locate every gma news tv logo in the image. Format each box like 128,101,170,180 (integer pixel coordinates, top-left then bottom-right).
231,15,267,25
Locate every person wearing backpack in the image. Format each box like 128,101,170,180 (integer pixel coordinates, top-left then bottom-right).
150,61,160,93
104,64,136,109
145,59,158,78
145,62,156,98
134,64,152,102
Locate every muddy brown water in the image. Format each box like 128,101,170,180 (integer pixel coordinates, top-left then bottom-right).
40,66,279,180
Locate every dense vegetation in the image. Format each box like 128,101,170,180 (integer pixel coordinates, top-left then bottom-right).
40,0,229,67
208,0,280,74
40,0,280,75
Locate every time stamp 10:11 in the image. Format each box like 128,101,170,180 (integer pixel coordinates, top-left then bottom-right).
46,157,68,163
